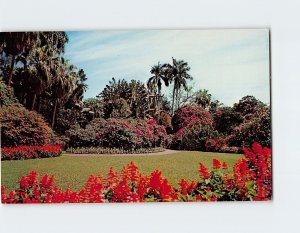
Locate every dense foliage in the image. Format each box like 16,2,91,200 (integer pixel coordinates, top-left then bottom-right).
229,108,271,148
0,78,20,107
0,106,52,147
172,104,213,132
1,145,62,160
96,118,170,150
1,143,271,203
67,118,170,151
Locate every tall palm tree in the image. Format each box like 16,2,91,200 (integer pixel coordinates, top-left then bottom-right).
22,32,69,110
50,58,77,128
147,62,169,113
166,58,193,115
0,32,37,86
25,46,52,110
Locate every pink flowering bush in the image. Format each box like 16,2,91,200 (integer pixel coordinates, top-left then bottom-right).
170,104,216,150
1,143,271,203
172,104,213,132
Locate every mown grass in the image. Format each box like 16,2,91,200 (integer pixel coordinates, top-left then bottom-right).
1,151,242,191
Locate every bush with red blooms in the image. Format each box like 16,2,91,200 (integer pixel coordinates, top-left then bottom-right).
1,145,62,160
172,104,213,132
170,104,216,151
1,143,271,203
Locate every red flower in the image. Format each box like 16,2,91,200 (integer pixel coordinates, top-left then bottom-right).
198,163,210,180
212,159,221,169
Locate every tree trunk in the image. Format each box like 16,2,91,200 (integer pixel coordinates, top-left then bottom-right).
171,86,176,116
37,97,42,113
51,99,58,129
31,94,36,110
7,55,15,86
177,89,180,110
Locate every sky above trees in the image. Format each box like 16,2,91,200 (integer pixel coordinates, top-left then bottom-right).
65,29,270,106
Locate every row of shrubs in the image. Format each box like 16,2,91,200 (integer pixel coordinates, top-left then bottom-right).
67,118,170,150
66,147,165,155
1,143,271,203
169,104,270,152
1,145,62,160
1,104,270,154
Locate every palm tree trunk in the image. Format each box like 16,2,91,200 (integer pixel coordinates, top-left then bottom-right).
37,97,42,113
171,86,176,116
7,55,15,86
31,94,37,110
51,99,58,129
177,89,180,110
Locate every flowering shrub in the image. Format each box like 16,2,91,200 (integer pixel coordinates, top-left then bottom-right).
0,106,53,147
1,145,62,160
170,104,216,151
172,104,213,132
172,123,218,151
95,118,170,150
66,118,170,150
1,143,271,203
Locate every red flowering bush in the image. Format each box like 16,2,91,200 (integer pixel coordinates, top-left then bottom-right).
171,104,216,151
172,104,213,132
1,143,271,203
1,145,62,160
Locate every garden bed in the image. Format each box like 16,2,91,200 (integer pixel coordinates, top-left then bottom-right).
66,147,166,155
1,145,62,160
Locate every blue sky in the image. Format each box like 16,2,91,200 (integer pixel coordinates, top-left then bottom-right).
65,29,270,106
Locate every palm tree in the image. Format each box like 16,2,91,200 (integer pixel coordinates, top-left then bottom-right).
166,58,193,115
195,89,212,109
23,32,69,110
147,62,169,113
50,58,77,128
25,46,52,110
0,32,37,86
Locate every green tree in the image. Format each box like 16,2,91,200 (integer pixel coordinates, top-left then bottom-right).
147,62,169,113
195,89,212,109
50,58,77,128
0,32,37,86
165,58,193,115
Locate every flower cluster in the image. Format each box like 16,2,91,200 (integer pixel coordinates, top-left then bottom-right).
1,143,271,203
1,145,62,160
233,142,272,200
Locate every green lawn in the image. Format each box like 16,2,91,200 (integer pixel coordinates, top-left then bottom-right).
1,151,242,191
